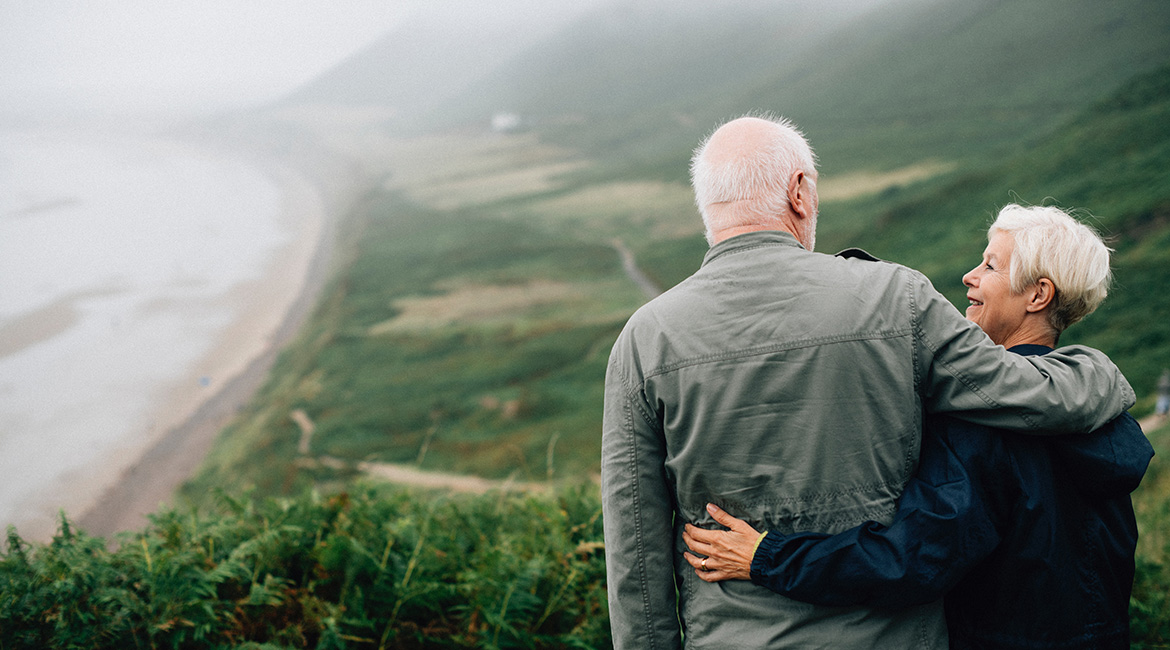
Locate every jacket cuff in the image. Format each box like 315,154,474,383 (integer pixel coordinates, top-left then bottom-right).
752,530,768,555
750,529,784,585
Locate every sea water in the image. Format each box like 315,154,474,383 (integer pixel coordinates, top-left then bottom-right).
0,126,290,539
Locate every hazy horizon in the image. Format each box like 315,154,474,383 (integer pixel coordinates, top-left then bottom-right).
0,0,619,123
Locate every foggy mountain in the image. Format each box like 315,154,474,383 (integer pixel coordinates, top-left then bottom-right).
283,0,1170,173
282,0,611,129
281,0,883,133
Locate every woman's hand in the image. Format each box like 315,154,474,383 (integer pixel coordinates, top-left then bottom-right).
682,503,763,582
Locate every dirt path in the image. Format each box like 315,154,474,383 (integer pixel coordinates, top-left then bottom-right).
350,411,1164,495
309,456,551,494
291,407,550,495
281,237,654,497
1138,414,1166,435
612,238,662,300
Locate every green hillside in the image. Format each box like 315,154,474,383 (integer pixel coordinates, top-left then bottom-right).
757,0,1170,170
426,0,1170,176
289,0,1170,181
825,63,1170,398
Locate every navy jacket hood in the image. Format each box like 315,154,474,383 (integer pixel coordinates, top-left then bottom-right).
1011,344,1153,499
1050,414,1153,497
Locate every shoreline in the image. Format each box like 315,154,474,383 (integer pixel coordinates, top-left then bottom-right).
75,150,353,541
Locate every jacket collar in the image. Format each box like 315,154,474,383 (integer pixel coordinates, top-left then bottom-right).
702,230,803,268
1007,344,1055,357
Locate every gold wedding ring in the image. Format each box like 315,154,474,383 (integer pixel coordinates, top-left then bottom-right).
701,557,708,571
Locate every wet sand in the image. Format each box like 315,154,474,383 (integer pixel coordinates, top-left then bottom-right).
74,158,346,541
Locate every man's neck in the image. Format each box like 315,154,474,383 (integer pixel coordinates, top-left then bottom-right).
712,224,801,246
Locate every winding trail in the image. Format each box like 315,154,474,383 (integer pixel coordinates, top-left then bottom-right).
282,239,665,496
338,412,1164,496
357,459,546,494
612,238,662,300
1138,414,1166,435
291,409,550,494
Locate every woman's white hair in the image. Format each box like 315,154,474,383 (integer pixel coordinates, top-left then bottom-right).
690,114,817,244
989,203,1113,333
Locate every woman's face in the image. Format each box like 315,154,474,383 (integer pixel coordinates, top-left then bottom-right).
962,231,1034,345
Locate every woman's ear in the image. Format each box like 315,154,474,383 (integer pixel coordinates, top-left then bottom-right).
1025,278,1056,313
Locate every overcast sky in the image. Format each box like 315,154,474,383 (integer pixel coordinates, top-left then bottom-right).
0,1,420,116
0,0,607,119
1,0,896,122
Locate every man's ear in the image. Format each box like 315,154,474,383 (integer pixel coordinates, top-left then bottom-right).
787,170,814,221
1025,278,1056,313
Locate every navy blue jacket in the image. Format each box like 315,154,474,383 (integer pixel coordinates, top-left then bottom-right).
751,345,1154,649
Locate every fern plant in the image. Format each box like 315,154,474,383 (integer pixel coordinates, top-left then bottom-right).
0,486,610,650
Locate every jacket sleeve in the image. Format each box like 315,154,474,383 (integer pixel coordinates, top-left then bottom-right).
749,422,1003,608
601,335,681,650
908,269,1134,433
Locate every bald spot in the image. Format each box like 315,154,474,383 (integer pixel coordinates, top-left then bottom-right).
703,117,782,170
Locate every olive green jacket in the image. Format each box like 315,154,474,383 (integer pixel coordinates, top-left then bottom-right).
601,231,1134,650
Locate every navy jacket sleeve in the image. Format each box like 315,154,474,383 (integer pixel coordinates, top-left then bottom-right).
750,419,1006,609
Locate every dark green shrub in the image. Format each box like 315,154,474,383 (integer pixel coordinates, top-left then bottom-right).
0,487,610,650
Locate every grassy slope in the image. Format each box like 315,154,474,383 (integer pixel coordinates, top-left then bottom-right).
831,64,1170,399
430,0,1170,179
184,197,641,498
181,132,701,499
761,0,1170,170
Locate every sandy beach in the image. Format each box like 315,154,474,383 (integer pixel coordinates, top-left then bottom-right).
76,157,339,539
0,127,358,543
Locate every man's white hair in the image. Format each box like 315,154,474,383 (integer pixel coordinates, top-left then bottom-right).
690,114,818,244
989,203,1113,333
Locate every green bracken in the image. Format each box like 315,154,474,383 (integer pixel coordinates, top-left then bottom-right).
1,487,609,649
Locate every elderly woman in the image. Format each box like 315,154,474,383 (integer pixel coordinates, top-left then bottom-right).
683,204,1154,649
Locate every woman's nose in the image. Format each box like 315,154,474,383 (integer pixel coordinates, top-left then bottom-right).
962,267,977,288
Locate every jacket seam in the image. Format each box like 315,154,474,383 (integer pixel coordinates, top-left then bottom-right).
709,478,908,509
703,239,797,266
906,273,926,481
906,272,1038,429
645,329,912,379
619,372,660,649
908,270,923,404
751,505,898,532
621,372,661,430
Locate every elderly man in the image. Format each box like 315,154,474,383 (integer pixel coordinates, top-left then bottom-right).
600,116,1135,649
